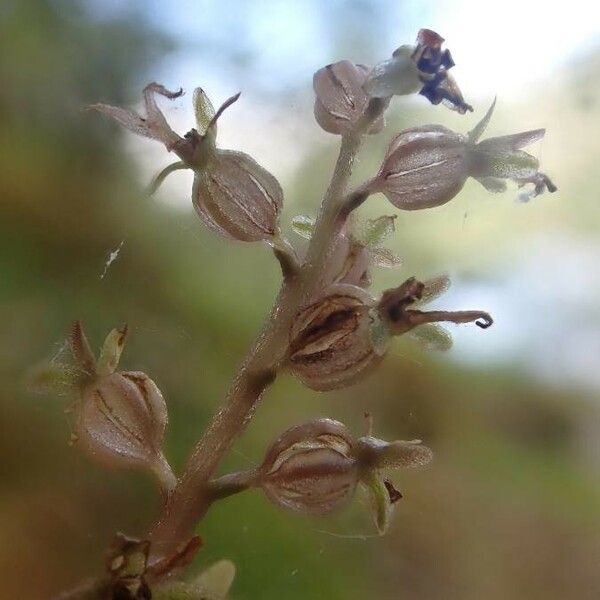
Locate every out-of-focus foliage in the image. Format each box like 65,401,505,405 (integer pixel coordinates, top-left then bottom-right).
1,1,600,600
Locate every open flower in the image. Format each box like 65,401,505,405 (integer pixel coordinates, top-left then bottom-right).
364,29,472,113
368,99,556,210
313,60,386,135
69,322,176,494
256,418,432,534
89,84,283,242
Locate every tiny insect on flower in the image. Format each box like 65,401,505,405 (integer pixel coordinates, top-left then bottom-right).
69,322,176,495
88,84,283,243
368,98,556,210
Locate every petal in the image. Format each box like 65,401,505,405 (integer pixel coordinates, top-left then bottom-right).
369,247,403,269
474,176,507,193
407,323,453,351
477,128,546,152
360,215,397,247
418,274,451,304
193,87,216,134
467,97,496,143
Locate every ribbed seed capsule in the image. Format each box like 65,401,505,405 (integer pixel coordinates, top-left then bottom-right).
369,100,556,209
70,322,175,494
89,84,284,243
258,419,358,515
288,285,386,391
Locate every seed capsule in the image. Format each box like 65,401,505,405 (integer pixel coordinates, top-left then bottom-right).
258,419,358,515
70,322,175,494
89,84,283,243
288,285,386,391
370,99,556,210
313,60,385,135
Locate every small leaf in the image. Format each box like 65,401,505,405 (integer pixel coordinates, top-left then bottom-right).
193,88,216,134
407,323,453,351
291,215,316,239
475,176,507,193
369,247,402,269
361,215,396,247
378,440,433,469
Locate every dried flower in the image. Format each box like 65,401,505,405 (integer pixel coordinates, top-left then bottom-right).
377,276,493,336
369,99,556,210
287,285,386,391
313,60,385,135
70,322,176,494
256,419,432,534
89,84,283,242
364,29,472,114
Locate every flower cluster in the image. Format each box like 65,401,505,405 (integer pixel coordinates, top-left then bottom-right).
43,27,559,599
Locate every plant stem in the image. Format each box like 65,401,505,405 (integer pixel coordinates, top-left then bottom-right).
146,99,386,565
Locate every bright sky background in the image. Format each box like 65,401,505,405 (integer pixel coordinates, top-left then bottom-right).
87,0,600,392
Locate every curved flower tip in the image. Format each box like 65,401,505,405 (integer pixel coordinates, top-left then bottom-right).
86,82,183,148
313,60,385,135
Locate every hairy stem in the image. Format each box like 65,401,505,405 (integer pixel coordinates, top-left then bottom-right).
146,98,386,564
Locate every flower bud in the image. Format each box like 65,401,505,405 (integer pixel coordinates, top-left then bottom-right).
370,99,556,210
313,60,385,135
258,419,358,515
70,322,176,494
288,285,387,391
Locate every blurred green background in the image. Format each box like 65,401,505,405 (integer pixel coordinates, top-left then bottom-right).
2,0,600,598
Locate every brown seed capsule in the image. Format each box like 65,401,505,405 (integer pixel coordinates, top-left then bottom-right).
258,419,358,515
288,285,385,391
70,322,176,494
369,99,556,210
313,60,385,135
